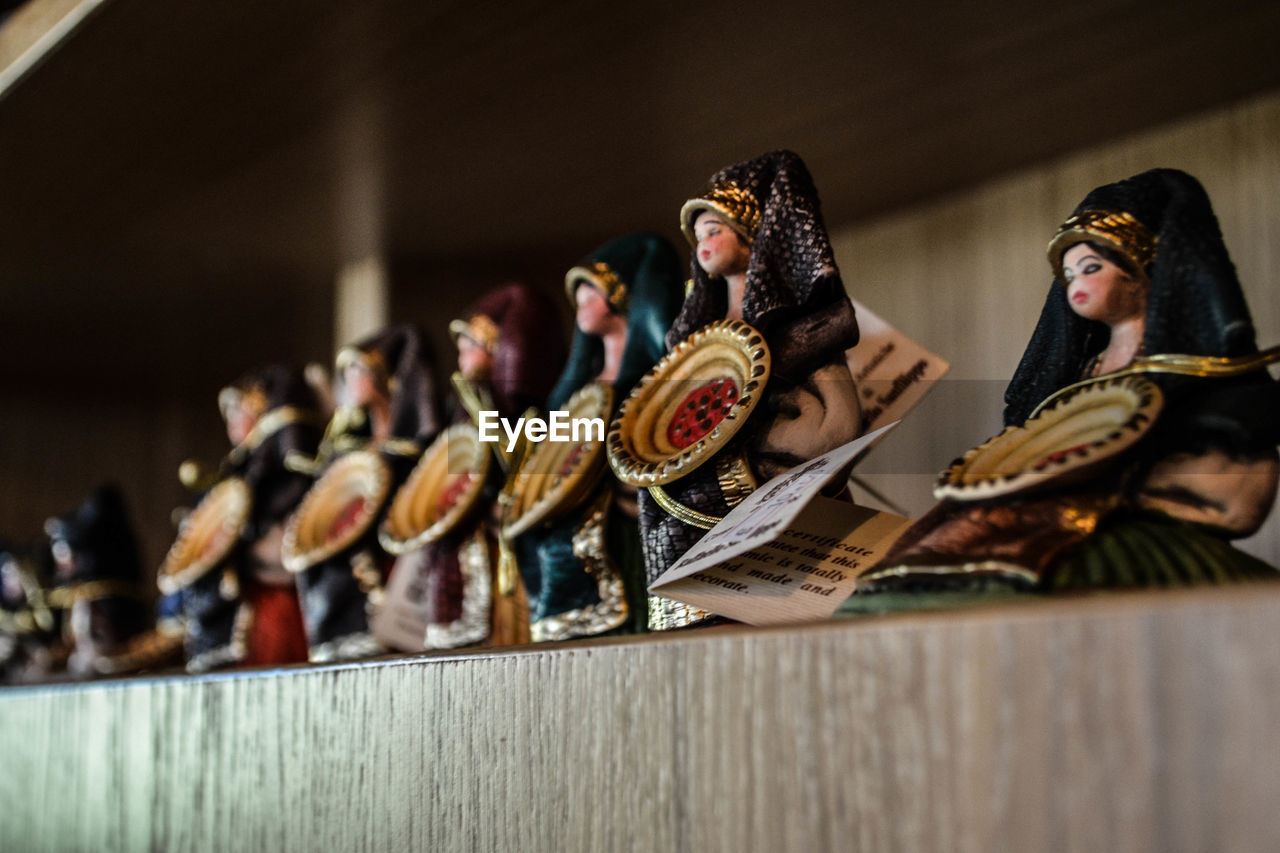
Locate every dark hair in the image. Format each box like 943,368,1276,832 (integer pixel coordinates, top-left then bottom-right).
1064,240,1145,282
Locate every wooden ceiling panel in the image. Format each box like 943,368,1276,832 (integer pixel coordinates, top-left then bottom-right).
1,0,1279,355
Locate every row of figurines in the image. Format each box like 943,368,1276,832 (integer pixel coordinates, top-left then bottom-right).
4,151,1279,682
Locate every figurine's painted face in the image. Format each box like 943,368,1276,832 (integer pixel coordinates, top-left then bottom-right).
693,211,751,279
50,538,76,581
341,361,383,408
0,556,23,603
1061,242,1146,325
575,284,624,338
224,401,259,446
457,335,493,381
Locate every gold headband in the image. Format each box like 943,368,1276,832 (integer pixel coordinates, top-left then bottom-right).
335,346,391,390
217,385,269,422
564,260,628,312
448,314,500,354
1047,209,1158,283
679,181,761,248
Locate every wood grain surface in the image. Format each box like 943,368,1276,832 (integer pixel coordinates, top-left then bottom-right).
2,586,1279,851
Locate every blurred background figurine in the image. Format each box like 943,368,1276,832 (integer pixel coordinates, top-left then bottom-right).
157,364,322,672
378,282,565,650
505,233,683,639
43,484,152,678
284,324,440,661
847,168,1280,612
608,150,863,630
0,539,64,683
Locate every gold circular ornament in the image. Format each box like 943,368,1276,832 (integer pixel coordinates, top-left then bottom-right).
158,478,252,594
503,383,614,538
282,450,392,573
607,320,770,487
378,423,491,555
935,374,1163,502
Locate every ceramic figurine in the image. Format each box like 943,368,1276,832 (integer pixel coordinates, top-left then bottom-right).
847,168,1280,611
157,365,321,672
43,485,152,678
379,283,565,649
284,324,440,661
504,233,684,639
607,150,863,630
0,540,64,683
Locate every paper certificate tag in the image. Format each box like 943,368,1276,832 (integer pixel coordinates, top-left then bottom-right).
370,549,432,652
847,298,950,433
651,497,911,625
649,426,912,625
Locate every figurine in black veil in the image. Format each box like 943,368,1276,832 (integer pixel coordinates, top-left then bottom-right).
849,168,1280,609
286,324,440,661
44,485,151,677
609,150,864,630
157,365,323,671
0,539,62,682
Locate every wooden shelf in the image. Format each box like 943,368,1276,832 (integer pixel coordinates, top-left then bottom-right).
2,586,1279,850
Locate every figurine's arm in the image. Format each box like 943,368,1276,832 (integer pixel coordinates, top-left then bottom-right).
748,298,863,481
1138,448,1279,537
749,358,862,482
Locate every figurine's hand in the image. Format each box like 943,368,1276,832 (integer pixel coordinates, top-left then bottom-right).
751,362,863,480
1138,447,1280,537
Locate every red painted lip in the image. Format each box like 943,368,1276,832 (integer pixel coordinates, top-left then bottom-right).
699,249,711,260
1071,291,1088,303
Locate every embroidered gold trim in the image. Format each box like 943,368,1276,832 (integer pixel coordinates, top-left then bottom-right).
856,560,1041,587
309,631,384,663
1047,209,1158,282
647,595,712,631
45,580,146,608
282,451,392,573
238,406,314,454
94,627,186,675
715,452,757,509
158,478,252,594
1028,345,1280,419
448,314,499,355
649,484,720,530
336,346,391,390
939,375,1162,502
680,181,762,247
565,260,629,312
379,423,491,553
0,609,37,635
503,382,613,538
607,320,770,487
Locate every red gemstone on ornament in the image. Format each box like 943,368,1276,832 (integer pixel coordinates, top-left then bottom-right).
667,378,738,449
1036,443,1091,467
327,496,367,543
434,471,475,519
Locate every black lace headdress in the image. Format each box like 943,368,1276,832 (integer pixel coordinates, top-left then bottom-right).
1005,168,1259,426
